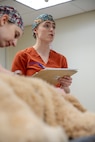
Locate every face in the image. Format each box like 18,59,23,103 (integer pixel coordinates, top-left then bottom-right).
34,20,56,43
0,15,23,48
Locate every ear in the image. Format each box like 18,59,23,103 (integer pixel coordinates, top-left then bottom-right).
33,28,37,34
0,14,9,26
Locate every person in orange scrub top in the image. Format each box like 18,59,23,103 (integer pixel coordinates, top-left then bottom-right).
11,14,72,93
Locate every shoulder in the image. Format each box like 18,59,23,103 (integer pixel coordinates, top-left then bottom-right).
15,47,34,57
50,49,67,59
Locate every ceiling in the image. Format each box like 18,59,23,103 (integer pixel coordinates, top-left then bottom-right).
0,0,95,27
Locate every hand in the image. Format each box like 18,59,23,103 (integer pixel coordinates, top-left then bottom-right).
57,76,72,88
14,70,22,75
0,64,22,75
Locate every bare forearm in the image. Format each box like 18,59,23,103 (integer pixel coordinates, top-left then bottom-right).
61,86,70,94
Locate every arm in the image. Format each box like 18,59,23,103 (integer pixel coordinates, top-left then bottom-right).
61,86,70,94
11,51,27,75
58,76,72,94
60,56,72,93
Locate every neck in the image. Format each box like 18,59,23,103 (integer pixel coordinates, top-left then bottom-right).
33,40,51,63
33,40,51,55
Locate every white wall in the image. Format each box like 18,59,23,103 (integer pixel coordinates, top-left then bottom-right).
0,48,6,67
5,10,95,111
53,10,95,111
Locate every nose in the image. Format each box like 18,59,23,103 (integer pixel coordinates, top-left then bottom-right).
50,26,54,31
9,39,17,47
13,39,17,47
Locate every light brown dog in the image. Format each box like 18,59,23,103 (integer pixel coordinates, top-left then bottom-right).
0,73,95,141
0,74,68,142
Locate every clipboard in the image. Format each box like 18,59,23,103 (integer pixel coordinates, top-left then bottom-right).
33,68,78,85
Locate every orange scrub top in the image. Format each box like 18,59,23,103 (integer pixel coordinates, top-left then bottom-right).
11,47,68,76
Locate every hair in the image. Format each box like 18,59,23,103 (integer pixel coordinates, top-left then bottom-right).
0,5,24,31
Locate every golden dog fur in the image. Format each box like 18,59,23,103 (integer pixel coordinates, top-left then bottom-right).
0,73,95,142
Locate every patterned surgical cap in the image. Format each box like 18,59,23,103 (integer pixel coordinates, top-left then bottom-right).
32,14,55,30
0,5,24,31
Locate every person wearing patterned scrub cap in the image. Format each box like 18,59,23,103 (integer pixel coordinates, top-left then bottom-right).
0,5,24,75
11,13,72,94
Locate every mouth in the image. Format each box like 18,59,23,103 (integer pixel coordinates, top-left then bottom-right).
6,41,10,47
49,34,54,37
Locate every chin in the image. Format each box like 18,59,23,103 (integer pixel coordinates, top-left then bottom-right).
0,45,5,48
48,38,53,42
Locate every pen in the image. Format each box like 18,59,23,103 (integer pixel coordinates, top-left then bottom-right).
29,61,45,69
38,63,45,69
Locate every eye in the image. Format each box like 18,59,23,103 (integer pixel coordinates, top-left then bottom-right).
44,23,50,28
53,25,56,29
15,32,20,39
43,22,56,29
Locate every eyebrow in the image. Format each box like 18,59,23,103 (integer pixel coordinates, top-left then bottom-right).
44,21,55,25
